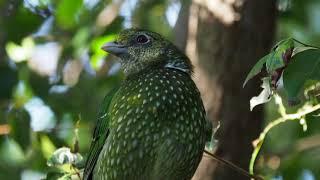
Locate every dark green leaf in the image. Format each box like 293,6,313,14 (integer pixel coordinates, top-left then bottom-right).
266,38,294,72
243,53,270,87
8,108,30,150
283,49,320,104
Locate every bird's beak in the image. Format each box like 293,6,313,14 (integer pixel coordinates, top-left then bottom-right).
101,42,127,56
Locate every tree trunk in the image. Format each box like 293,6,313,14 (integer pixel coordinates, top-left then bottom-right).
176,0,277,179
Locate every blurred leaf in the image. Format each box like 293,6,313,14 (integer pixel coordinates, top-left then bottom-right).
0,138,26,165
41,135,56,159
13,80,34,108
91,35,117,54
62,60,83,87
47,147,83,167
0,65,18,100
243,53,270,87
8,108,31,150
71,27,90,57
90,34,116,70
250,77,272,110
3,5,43,43
6,37,35,62
45,172,65,180
283,49,320,104
266,38,294,73
29,42,62,76
21,169,45,180
56,0,83,29
24,97,56,132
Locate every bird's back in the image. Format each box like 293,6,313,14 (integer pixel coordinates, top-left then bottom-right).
94,67,207,180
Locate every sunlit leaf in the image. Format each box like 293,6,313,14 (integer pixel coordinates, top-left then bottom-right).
24,97,56,131
90,34,116,70
56,0,83,29
283,49,320,105
91,34,117,54
250,77,272,110
5,37,35,62
21,170,45,180
29,42,62,76
47,147,83,167
41,135,56,159
243,53,271,87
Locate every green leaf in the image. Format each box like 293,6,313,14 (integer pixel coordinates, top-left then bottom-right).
13,80,34,108
41,135,56,159
45,172,65,180
249,77,272,110
8,108,31,151
47,147,83,167
283,49,320,104
56,0,83,29
90,34,117,70
266,38,294,72
243,53,270,87
5,37,35,62
0,139,26,165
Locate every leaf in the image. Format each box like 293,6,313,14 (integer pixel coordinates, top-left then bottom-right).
90,34,117,70
56,0,83,29
47,147,83,167
41,135,56,159
0,139,26,165
5,37,35,62
243,53,270,87
250,77,272,110
266,38,294,72
283,49,320,104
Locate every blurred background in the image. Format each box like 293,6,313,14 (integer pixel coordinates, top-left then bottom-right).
0,0,320,179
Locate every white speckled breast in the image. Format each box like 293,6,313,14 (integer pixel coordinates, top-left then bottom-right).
94,68,206,180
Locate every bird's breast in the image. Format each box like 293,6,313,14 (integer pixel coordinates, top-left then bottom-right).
95,68,207,180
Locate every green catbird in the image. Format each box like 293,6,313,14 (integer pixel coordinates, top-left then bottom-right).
83,29,209,180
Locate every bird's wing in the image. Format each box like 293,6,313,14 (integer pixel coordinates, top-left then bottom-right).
83,87,119,180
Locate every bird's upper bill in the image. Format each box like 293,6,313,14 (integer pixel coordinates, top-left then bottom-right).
101,42,127,56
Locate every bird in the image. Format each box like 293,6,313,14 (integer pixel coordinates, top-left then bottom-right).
83,28,210,180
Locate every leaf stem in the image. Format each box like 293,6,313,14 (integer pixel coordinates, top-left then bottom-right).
204,150,263,180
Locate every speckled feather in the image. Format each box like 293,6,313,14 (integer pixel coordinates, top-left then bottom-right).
84,29,208,180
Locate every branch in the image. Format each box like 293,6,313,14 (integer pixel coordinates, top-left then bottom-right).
204,150,263,180
249,97,320,174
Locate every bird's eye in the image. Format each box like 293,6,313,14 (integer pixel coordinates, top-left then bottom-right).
136,34,149,44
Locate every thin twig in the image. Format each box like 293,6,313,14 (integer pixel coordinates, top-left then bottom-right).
203,150,264,180
249,100,320,174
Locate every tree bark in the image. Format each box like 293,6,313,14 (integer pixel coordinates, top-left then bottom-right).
176,0,277,179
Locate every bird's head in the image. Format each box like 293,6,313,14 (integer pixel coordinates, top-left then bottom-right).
102,28,193,76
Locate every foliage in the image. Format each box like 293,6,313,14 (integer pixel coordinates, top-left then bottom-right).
244,37,320,178
1,0,320,179
0,0,173,179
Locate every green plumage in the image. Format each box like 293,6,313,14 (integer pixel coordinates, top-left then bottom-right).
84,29,208,180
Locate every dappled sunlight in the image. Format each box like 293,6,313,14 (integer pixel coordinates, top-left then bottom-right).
24,97,56,132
